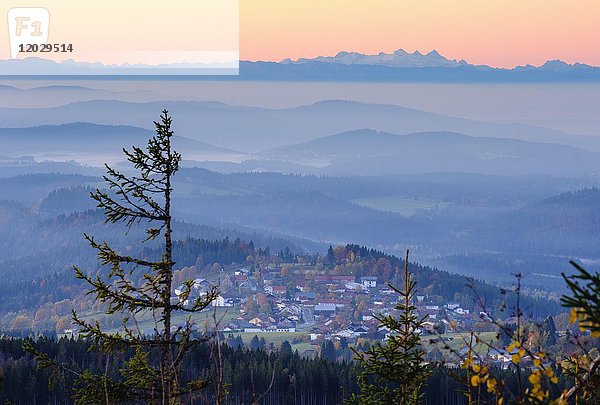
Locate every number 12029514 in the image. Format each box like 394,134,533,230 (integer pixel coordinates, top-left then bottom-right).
18,43,73,53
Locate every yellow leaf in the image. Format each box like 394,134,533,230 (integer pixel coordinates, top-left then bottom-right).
529,373,540,385
569,308,578,324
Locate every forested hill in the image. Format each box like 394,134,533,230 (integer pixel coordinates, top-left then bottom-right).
468,187,600,257
334,244,561,318
0,236,561,334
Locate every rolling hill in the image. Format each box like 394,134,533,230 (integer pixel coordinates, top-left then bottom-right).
0,100,597,153
263,129,600,176
0,123,245,164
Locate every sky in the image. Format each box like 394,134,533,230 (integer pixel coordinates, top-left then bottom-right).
240,0,600,68
1,0,597,68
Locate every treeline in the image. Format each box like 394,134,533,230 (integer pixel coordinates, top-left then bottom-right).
0,336,576,404
142,236,260,269
0,337,358,404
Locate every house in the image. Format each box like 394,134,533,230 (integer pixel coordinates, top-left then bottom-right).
294,291,316,304
211,295,234,307
219,274,234,291
272,285,287,297
275,321,297,332
192,278,215,293
244,325,263,333
238,278,258,294
249,317,265,326
349,324,370,335
487,349,513,369
360,276,378,288
345,282,366,292
318,298,351,308
314,303,337,313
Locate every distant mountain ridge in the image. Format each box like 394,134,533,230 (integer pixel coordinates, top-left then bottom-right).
262,129,600,176
279,49,599,71
239,60,600,82
281,49,471,68
237,49,600,82
2,50,599,82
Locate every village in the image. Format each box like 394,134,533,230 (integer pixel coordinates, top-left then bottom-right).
168,257,529,368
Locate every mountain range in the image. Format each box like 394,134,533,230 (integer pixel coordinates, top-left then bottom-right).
243,49,600,82
281,49,471,68
2,50,599,82
239,59,600,82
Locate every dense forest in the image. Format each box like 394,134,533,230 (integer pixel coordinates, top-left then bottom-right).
0,336,579,404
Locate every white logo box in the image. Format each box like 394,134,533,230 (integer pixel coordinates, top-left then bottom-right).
1,0,239,75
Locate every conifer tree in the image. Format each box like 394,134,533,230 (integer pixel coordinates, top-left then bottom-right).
560,261,600,402
350,250,430,405
26,111,218,404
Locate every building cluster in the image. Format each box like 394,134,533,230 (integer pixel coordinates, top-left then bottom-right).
171,261,485,351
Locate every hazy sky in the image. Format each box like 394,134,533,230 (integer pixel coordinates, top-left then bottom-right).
2,1,597,67
241,0,600,68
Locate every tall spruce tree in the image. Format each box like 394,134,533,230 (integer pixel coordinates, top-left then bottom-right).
26,111,218,404
350,250,430,405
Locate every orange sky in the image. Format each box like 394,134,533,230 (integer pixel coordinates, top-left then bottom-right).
240,0,600,68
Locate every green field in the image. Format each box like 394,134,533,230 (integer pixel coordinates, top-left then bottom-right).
421,331,499,356
351,195,449,216
76,306,242,336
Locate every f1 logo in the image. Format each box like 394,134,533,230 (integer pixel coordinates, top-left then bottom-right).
7,8,49,59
